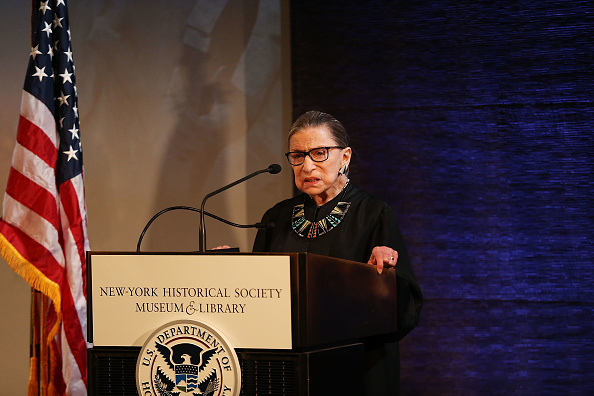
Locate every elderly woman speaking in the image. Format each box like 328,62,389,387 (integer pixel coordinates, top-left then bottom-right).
253,110,423,395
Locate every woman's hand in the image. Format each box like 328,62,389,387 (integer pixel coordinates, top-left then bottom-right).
212,245,231,250
368,246,398,274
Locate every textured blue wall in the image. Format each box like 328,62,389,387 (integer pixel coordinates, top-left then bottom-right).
290,0,593,394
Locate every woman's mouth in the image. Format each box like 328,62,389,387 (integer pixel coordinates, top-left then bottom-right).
303,177,320,185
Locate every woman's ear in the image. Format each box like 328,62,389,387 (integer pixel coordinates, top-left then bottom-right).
342,147,352,167
339,147,352,175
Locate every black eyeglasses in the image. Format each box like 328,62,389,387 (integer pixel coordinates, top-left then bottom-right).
285,146,345,166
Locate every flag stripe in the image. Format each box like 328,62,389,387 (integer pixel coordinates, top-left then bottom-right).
11,143,58,197
0,221,64,287
16,115,58,168
60,273,87,386
61,328,85,394
60,178,87,287
2,194,65,267
20,90,59,149
5,168,61,231
61,227,87,338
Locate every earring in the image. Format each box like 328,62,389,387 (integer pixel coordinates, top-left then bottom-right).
338,164,347,176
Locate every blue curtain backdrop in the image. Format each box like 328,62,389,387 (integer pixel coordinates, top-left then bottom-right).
290,0,593,394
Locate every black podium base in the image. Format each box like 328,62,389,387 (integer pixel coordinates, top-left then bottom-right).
88,343,365,396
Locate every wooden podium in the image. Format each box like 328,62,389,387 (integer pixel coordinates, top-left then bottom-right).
87,252,397,395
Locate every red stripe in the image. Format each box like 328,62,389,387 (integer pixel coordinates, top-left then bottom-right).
60,282,88,386
60,180,87,295
0,221,64,286
16,115,57,168
5,168,60,231
59,179,89,385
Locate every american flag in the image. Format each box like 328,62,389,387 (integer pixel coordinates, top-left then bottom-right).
0,0,89,394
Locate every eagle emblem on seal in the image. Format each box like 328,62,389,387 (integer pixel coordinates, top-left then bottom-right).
153,342,219,396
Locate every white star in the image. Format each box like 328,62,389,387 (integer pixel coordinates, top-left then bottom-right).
53,15,63,29
57,0,66,6
64,47,73,63
57,91,70,106
60,68,73,84
63,145,78,161
32,66,48,82
47,44,54,58
68,126,80,140
39,1,51,15
73,105,79,118
30,45,42,59
42,21,52,37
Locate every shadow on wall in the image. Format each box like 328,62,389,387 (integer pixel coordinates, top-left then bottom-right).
145,0,285,252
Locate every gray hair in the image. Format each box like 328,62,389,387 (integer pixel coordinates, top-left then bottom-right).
288,110,350,149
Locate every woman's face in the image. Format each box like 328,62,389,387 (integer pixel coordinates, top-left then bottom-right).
288,125,351,205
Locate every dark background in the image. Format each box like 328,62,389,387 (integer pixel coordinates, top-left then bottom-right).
290,0,593,394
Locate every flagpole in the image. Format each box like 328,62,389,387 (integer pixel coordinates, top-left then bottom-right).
28,289,40,396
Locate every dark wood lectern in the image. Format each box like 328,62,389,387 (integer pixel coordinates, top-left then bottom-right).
87,252,397,396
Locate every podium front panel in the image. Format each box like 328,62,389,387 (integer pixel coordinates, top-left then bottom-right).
88,253,293,349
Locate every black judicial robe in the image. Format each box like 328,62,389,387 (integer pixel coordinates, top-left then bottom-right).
253,184,423,395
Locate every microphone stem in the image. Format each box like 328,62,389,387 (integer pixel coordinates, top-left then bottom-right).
137,206,265,252
199,168,269,252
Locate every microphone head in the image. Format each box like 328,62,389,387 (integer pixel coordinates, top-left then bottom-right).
267,164,282,174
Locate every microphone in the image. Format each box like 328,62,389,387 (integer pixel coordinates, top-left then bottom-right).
268,163,282,174
199,164,282,252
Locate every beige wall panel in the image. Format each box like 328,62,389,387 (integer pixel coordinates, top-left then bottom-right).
0,1,291,391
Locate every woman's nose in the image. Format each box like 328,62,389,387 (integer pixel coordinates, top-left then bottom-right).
301,155,316,171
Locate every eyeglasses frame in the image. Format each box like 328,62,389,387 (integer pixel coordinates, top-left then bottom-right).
285,146,345,166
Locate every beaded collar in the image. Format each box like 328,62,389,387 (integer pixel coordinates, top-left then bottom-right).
291,182,351,238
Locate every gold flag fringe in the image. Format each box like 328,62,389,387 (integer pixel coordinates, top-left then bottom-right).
0,234,62,314
0,233,64,395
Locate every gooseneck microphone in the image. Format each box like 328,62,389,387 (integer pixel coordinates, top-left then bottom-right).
198,164,281,252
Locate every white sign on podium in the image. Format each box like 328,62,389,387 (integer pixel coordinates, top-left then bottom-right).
89,254,292,349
